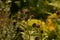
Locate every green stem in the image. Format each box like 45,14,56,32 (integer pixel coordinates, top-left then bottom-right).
29,33,30,40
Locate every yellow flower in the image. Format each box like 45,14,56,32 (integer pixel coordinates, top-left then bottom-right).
20,19,48,32
48,13,57,19
41,21,47,31
47,26,55,31
21,20,27,24
27,19,42,26
46,13,57,31
27,19,47,31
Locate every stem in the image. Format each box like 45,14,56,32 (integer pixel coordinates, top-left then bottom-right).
41,34,42,40
29,33,30,40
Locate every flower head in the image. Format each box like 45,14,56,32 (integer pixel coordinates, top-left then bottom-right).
13,22,17,26
32,23,36,28
40,30,44,34
24,16,28,21
18,17,22,22
35,37,39,40
23,8,29,14
56,11,60,15
30,15,34,19
13,19,17,26
36,24,40,28
58,16,60,18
